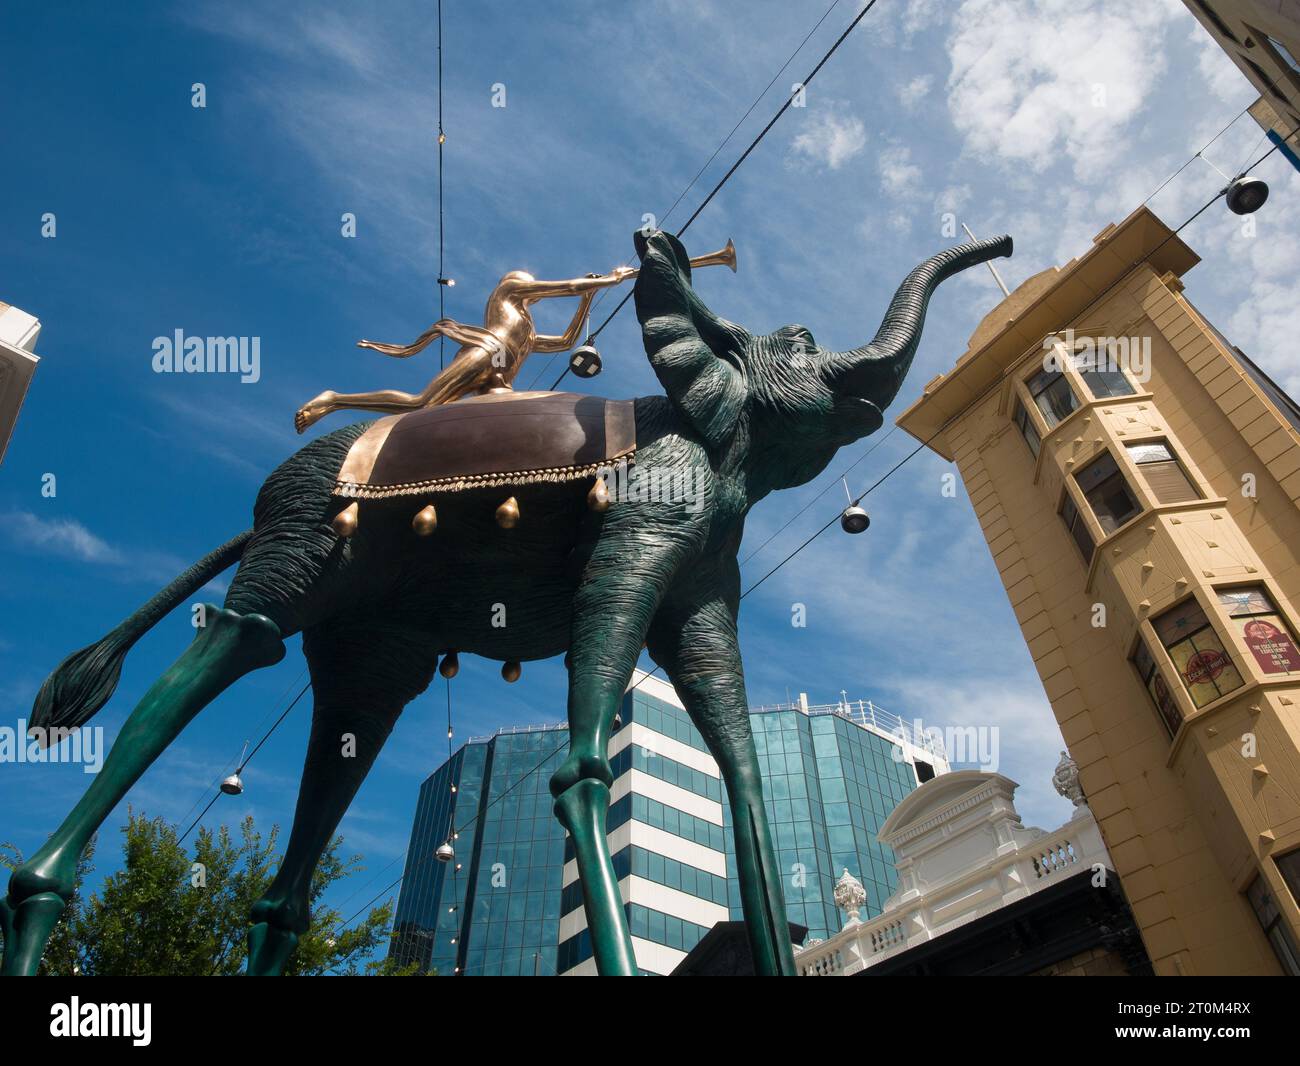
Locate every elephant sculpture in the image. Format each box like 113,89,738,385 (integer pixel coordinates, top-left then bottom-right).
0,228,1011,976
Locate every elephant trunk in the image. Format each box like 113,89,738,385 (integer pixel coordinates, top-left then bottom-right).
829,233,1013,411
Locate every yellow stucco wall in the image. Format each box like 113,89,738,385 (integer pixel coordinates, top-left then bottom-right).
898,208,1300,976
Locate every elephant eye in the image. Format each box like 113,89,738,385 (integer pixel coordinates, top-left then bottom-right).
780,327,816,359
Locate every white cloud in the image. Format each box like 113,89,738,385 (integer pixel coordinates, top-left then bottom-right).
934,183,973,216
898,75,932,111
2,510,189,584
4,511,124,565
901,0,946,37
887,211,913,234
1215,169,1300,392
891,675,1074,828
1189,18,1254,106
788,108,868,170
944,0,1181,177
877,144,923,199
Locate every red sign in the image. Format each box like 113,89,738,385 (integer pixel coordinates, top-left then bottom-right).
1242,619,1300,674
1183,649,1229,686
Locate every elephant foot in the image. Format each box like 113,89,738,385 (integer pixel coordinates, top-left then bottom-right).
0,891,67,976
245,898,307,976
552,779,638,976
295,391,338,434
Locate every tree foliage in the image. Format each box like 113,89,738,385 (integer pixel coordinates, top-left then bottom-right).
2,810,406,976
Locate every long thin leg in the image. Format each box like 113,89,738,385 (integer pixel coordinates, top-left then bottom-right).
1,607,284,976
357,318,497,357
649,581,797,976
549,537,690,976
294,345,497,431
245,620,436,976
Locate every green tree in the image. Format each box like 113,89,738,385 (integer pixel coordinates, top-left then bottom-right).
2,810,398,976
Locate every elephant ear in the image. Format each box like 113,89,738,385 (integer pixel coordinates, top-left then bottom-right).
633,230,746,451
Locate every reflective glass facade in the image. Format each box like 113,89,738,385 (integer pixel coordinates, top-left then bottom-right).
734,708,923,940
391,728,569,976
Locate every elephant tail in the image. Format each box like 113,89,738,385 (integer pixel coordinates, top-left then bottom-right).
30,530,254,734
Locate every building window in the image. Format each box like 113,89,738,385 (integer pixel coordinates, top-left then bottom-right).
1263,34,1300,75
1060,493,1095,562
1190,1,1237,44
1243,56,1291,105
1025,366,1078,428
1013,398,1041,458
1126,441,1200,504
1246,874,1300,976
1132,637,1182,737
1278,849,1300,908
1152,598,1244,709
1075,452,1142,534
1218,587,1300,675
1080,362,1135,400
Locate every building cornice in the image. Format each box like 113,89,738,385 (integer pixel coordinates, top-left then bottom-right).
895,207,1199,458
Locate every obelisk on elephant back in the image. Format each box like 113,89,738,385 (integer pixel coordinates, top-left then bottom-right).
2,226,1009,977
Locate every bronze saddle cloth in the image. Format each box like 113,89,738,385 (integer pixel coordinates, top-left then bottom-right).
333,391,636,499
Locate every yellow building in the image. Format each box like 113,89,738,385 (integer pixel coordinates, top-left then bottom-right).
897,206,1300,976
1182,0,1300,164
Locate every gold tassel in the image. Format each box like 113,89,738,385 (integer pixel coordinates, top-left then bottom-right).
587,477,610,512
332,501,359,537
439,650,460,679
495,496,520,528
412,504,438,536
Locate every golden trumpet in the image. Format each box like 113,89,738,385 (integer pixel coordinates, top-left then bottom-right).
624,238,737,280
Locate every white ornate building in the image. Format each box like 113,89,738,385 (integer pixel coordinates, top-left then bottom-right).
796,759,1147,976
0,300,40,466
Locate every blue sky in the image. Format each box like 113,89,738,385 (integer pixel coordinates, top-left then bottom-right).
2,0,1298,954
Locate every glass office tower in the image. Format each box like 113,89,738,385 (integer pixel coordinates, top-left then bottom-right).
736,702,938,939
389,727,569,976
390,672,946,974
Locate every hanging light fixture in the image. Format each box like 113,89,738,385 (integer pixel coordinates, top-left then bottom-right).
568,344,602,378
1225,176,1269,215
220,741,250,795
839,477,870,534
1199,152,1270,216
435,840,455,863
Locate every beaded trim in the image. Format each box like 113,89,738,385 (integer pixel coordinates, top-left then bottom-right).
332,448,636,500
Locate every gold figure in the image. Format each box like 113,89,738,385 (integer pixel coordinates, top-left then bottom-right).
293,241,737,433
294,266,630,433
